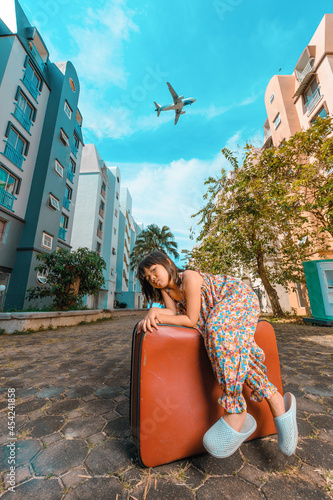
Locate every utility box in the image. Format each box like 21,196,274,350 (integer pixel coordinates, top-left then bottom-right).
303,259,333,323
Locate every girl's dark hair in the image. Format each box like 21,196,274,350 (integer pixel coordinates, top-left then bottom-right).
137,251,182,305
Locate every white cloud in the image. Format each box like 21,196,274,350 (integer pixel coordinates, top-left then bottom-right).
192,93,260,120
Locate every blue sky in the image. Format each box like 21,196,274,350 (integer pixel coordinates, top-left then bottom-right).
20,0,333,259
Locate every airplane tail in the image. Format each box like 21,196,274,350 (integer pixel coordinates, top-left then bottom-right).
154,102,161,117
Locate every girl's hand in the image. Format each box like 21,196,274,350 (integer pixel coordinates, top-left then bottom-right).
137,309,161,333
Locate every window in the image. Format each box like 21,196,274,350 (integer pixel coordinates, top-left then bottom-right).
49,194,60,211
269,93,274,104
117,176,120,183
114,227,117,235
295,282,305,308
101,181,106,191
64,100,72,119
60,213,68,229
116,192,119,200
304,79,321,112
14,90,35,132
100,200,105,211
41,232,53,250
73,133,79,149
70,158,76,173
7,125,27,155
23,61,41,100
273,113,281,130
112,247,116,255
69,78,76,92
96,241,101,254
0,166,17,195
54,159,64,177
98,220,103,231
65,184,72,201
311,106,327,124
0,219,8,243
114,209,118,217
37,269,48,284
59,128,69,146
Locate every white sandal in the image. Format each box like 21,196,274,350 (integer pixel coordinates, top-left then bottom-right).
273,392,298,456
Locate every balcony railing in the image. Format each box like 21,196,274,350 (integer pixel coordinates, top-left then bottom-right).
58,227,67,241
306,87,321,113
29,42,46,73
3,141,24,170
0,187,15,211
22,72,39,101
99,207,105,218
101,188,106,199
14,105,32,133
97,228,103,239
67,169,74,183
63,197,70,211
71,144,78,158
296,58,315,83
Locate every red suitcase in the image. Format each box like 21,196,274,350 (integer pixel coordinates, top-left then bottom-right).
130,320,283,468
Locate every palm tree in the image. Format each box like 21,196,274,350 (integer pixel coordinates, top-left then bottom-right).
130,224,179,270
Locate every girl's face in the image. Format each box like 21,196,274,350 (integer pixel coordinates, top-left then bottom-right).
144,264,170,289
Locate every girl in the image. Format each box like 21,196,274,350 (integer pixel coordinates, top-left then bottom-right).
137,251,298,458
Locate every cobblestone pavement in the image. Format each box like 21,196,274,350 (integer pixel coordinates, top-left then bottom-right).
0,313,333,499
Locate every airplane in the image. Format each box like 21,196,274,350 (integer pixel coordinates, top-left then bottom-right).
154,82,196,125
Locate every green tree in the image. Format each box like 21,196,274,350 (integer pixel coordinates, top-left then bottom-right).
188,128,332,316
130,224,179,270
26,247,106,310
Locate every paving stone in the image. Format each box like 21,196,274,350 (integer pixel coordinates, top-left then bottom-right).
65,386,95,399
94,386,124,399
86,432,107,445
241,438,297,472
2,463,32,489
238,463,267,487
296,397,327,415
15,398,48,414
297,417,316,438
45,399,81,415
61,467,90,489
81,399,117,415
180,465,206,489
0,439,42,470
85,440,132,475
261,475,330,499
62,416,105,439
318,429,333,443
35,387,67,399
296,437,333,469
63,477,126,499
42,432,62,446
1,478,63,499
297,462,328,490
308,414,333,431
103,416,131,438
31,439,88,476
134,478,194,499
303,386,333,398
121,466,145,488
101,410,120,421
191,450,243,475
20,415,65,438
196,476,262,499
115,399,130,416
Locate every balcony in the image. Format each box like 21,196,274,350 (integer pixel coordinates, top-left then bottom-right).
3,142,24,170
0,187,15,211
71,143,78,158
99,207,105,218
97,228,103,239
29,41,45,73
63,197,70,211
14,105,32,133
67,169,74,183
296,57,315,83
101,187,106,199
22,72,39,101
58,227,67,241
306,87,322,113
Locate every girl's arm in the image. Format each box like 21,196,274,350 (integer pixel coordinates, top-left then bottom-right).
137,290,177,333
156,270,202,328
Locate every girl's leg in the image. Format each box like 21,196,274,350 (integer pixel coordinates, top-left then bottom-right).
266,391,285,418
223,411,247,432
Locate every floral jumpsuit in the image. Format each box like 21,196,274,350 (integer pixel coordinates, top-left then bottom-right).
174,271,277,413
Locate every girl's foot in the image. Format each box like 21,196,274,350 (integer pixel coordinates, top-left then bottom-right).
273,392,298,456
203,412,257,459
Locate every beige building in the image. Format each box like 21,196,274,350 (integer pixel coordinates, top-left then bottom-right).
261,13,333,315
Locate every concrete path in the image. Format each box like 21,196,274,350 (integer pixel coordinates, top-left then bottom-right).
0,313,332,499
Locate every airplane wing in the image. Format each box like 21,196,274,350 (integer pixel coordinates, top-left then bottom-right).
174,109,185,125
167,82,179,104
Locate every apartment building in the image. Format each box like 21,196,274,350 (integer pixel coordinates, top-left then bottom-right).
70,144,121,309
0,0,83,309
116,188,143,308
261,13,333,314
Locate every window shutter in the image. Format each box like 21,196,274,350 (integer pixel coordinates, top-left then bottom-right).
24,141,30,156
32,107,37,122
14,86,21,101
16,178,22,195
5,122,12,138
39,79,43,92
24,55,29,68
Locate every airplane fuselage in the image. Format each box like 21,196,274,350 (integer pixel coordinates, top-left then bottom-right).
160,98,196,112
